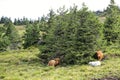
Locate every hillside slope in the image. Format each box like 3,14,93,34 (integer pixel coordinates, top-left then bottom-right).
0,48,120,80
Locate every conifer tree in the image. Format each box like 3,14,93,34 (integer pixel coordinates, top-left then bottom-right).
104,0,120,45
39,5,103,65
24,22,40,48
4,21,20,49
39,15,48,32
62,5,79,64
75,4,103,64
39,6,69,63
0,26,10,51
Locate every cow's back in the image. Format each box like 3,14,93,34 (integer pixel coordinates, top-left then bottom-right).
48,60,56,66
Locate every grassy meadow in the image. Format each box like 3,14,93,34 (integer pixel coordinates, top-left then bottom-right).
0,24,120,80
0,46,120,80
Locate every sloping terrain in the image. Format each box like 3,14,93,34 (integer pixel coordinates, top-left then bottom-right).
0,47,120,80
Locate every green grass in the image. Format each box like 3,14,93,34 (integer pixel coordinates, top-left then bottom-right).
15,25,25,36
98,17,106,23
0,24,4,26
0,47,120,80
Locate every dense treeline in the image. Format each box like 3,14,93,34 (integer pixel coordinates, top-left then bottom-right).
0,16,36,25
38,4,104,64
39,1,120,65
0,0,120,65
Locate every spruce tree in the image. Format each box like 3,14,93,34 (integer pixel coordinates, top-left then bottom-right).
24,22,40,48
4,21,20,50
0,26,10,51
75,4,103,64
39,5,104,65
39,7,69,63
61,5,79,64
39,15,48,32
104,0,120,45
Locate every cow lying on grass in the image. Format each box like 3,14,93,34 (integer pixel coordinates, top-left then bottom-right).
48,58,60,67
96,50,104,61
89,61,101,66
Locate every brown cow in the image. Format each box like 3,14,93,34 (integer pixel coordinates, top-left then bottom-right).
48,58,60,67
96,50,104,61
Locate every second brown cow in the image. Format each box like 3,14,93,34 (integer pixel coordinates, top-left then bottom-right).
96,50,104,61
48,58,60,67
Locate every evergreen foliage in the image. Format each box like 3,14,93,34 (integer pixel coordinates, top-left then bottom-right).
0,16,11,24
14,17,32,25
39,5,104,65
39,15,48,32
0,26,10,51
0,0,120,65
72,5,103,64
4,21,20,50
23,22,40,48
104,0,120,45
